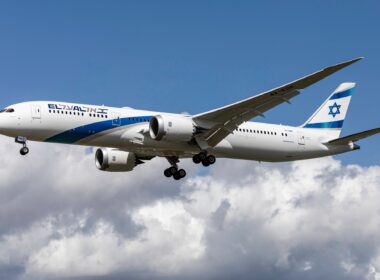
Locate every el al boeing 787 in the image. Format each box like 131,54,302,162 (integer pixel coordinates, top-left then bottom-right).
0,57,379,180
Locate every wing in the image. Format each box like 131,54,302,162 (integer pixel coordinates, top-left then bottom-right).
327,127,380,145
192,57,363,147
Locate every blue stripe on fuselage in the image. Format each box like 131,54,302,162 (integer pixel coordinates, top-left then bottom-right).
329,89,353,100
303,120,344,129
45,116,153,144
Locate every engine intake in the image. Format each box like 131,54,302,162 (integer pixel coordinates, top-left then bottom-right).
149,115,195,141
95,148,137,172
149,115,165,140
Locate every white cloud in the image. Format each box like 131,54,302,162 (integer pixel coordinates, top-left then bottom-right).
1,135,380,280
26,206,204,278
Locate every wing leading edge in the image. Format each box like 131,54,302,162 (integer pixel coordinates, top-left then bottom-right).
193,57,363,147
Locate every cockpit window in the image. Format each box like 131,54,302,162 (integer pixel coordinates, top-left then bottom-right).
0,108,15,113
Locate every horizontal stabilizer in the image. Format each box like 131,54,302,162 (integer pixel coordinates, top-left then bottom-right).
327,127,380,145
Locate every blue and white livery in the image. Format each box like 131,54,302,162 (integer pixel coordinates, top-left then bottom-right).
0,57,379,180
302,82,354,136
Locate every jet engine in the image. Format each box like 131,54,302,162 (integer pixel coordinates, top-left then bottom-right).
149,115,196,141
95,148,137,172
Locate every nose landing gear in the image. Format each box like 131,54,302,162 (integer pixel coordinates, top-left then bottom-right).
15,136,29,156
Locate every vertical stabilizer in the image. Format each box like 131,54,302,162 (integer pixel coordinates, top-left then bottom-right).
302,83,355,138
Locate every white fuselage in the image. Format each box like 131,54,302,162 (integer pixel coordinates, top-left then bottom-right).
0,101,354,162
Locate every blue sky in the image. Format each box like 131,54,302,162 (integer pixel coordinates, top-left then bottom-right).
0,1,379,165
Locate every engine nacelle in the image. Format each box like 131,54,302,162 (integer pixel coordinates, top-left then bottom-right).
149,115,195,141
95,148,136,172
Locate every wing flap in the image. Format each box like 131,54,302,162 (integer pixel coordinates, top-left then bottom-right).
327,127,380,145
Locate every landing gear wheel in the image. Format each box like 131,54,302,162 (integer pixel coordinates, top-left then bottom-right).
192,154,201,164
20,147,29,156
207,155,216,164
169,166,178,175
164,157,187,180
173,172,181,180
199,152,207,161
202,159,210,167
15,136,29,156
164,168,172,177
178,169,186,178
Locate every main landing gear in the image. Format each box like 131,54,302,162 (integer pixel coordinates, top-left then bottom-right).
15,136,29,156
164,166,186,180
192,151,216,167
163,152,216,180
164,156,186,180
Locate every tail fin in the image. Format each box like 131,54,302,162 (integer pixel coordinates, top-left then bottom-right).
301,82,355,138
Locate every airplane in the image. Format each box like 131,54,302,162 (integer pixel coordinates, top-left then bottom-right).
0,57,379,180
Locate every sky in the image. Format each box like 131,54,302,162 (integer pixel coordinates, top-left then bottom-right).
1,1,380,280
